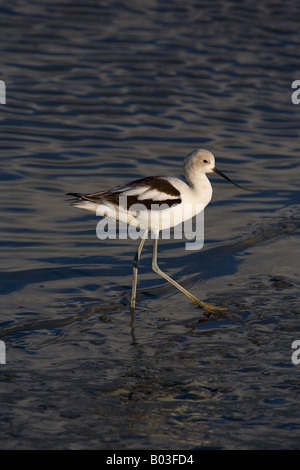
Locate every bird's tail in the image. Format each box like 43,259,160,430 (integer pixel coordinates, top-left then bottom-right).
66,192,100,213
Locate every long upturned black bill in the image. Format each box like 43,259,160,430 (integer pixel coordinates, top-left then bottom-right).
213,167,253,191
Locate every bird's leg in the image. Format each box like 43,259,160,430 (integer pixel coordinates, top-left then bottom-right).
130,231,147,312
151,238,226,315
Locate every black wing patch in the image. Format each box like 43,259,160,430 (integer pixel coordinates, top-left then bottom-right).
67,177,182,210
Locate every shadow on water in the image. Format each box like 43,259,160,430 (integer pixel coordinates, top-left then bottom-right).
1,205,299,343
0,304,117,339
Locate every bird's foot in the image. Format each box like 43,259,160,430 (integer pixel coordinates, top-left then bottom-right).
195,299,227,316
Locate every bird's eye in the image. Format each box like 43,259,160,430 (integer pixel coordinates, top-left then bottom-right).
203,159,208,164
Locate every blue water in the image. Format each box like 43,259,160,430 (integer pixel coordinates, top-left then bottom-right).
0,0,300,449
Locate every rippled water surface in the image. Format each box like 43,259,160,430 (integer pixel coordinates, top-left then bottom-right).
0,0,300,450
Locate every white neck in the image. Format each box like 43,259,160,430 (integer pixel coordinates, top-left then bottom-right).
188,173,213,208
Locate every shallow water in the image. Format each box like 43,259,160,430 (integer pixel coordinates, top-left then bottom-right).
0,0,300,450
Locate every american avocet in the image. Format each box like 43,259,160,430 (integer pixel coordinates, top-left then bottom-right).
67,149,251,314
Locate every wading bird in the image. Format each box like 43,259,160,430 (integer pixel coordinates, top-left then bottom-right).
67,149,251,315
